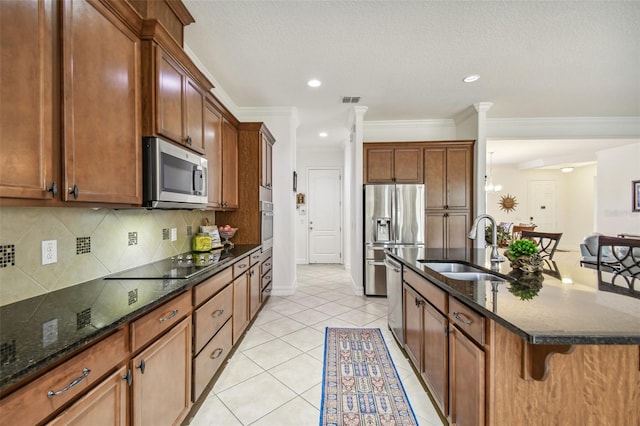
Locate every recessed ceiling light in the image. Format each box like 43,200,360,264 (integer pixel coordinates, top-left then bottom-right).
307,79,322,88
561,167,574,173
463,74,480,83
319,132,328,137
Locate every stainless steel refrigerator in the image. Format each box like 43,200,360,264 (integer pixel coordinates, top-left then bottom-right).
364,184,425,296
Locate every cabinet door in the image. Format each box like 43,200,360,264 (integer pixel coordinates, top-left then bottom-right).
394,148,423,183
131,317,192,426
232,273,249,343
204,101,223,208
425,212,446,250
403,284,422,369
61,0,141,204
424,148,446,209
249,263,261,319
221,118,239,209
47,366,128,426
450,326,485,426
422,302,448,416
446,211,470,250
446,147,471,210
156,49,185,144
0,0,55,200
261,136,273,189
365,148,394,183
184,77,205,154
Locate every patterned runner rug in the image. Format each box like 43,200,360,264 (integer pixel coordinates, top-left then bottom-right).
320,327,418,426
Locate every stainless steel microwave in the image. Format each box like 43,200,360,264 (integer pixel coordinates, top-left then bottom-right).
142,137,208,209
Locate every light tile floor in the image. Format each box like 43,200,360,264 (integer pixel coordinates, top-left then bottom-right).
189,264,444,426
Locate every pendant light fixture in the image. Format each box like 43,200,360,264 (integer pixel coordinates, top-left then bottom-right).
484,152,502,192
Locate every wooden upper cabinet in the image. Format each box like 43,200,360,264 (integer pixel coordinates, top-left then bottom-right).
204,99,223,209
364,146,423,183
260,130,274,190
424,145,472,210
0,0,55,201
151,46,205,154
221,117,239,209
61,0,141,204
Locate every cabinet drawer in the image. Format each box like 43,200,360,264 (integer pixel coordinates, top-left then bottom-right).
261,257,272,277
0,329,127,426
260,248,272,263
261,281,273,303
403,267,447,314
233,256,250,278
261,270,272,290
194,284,233,354
249,250,262,266
192,319,233,400
131,291,191,352
449,297,485,345
194,267,233,307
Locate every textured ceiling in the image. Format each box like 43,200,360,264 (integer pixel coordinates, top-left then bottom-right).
183,1,640,158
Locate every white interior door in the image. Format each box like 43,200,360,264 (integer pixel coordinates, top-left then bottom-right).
308,169,342,263
528,180,558,231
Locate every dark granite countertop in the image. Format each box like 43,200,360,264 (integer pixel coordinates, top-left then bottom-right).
0,244,260,393
387,247,640,345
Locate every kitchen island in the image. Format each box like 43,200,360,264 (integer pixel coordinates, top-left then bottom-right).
387,247,640,425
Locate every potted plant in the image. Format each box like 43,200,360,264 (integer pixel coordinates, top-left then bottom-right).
504,238,543,272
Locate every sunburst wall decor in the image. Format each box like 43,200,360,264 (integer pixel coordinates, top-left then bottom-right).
499,194,518,212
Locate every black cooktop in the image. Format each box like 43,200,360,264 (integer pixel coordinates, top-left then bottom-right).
105,249,233,280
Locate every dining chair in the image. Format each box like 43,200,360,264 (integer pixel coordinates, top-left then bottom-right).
511,224,537,241
520,230,562,260
596,235,640,298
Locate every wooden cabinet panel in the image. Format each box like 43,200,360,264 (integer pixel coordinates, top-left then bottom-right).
192,319,232,401
424,145,472,211
446,147,471,210
426,212,446,250
130,291,191,352
403,284,422,369
61,0,141,204
261,136,273,189
193,267,232,307
422,301,448,416
394,148,423,183
221,117,239,209
447,211,470,250
204,100,223,208
249,263,261,319
156,48,185,144
403,268,447,313
364,146,423,183
184,77,205,153
47,366,128,426
194,284,233,354
365,148,394,183
233,256,250,278
232,274,249,344
449,296,485,346
131,317,192,426
450,326,485,426
0,329,127,426
0,0,55,200
424,148,446,209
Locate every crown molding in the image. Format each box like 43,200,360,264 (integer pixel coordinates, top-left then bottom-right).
487,116,640,139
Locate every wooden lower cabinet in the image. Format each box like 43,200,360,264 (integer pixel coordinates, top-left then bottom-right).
422,300,449,416
47,366,128,426
193,319,233,401
449,326,484,426
131,317,192,426
403,284,422,369
249,263,261,318
232,272,249,344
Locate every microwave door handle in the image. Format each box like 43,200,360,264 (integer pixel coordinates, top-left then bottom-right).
193,167,204,194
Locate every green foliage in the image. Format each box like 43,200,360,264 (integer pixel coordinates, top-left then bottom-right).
506,238,539,260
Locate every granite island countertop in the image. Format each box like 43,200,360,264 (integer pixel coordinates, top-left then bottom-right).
387,247,640,345
0,244,261,393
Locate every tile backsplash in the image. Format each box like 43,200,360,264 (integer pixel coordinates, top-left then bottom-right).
0,207,214,306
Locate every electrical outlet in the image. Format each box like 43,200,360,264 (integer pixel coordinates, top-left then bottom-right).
41,240,57,265
171,228,177,241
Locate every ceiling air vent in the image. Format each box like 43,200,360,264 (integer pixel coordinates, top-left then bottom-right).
341,96,361,104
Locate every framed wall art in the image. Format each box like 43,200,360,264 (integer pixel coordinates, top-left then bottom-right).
633,180,640,212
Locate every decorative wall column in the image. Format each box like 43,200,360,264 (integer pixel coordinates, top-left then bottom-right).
473,102,493,248
348,106,368,294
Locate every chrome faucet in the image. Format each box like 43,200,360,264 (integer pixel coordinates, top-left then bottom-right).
469,214,505,270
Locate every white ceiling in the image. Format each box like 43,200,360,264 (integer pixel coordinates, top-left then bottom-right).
182,1,640,166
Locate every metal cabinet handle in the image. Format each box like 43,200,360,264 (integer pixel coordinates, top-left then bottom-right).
136,359,146,374
211,309,224,318
237,264,247,269
122,369,132,386
453,311,472,325
159,309,178,323
264,288,271,294
186,136,192,145
210,348,224,360
68,184,79,199
46,182,58,198
265,262,271,267
47,368,91,398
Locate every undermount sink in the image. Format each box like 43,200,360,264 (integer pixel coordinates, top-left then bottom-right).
420,261,510,282
440,272,509,282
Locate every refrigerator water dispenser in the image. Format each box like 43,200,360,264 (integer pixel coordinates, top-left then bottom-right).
375,217,391,242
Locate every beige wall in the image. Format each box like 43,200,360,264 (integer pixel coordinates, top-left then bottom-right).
0,207,214,306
